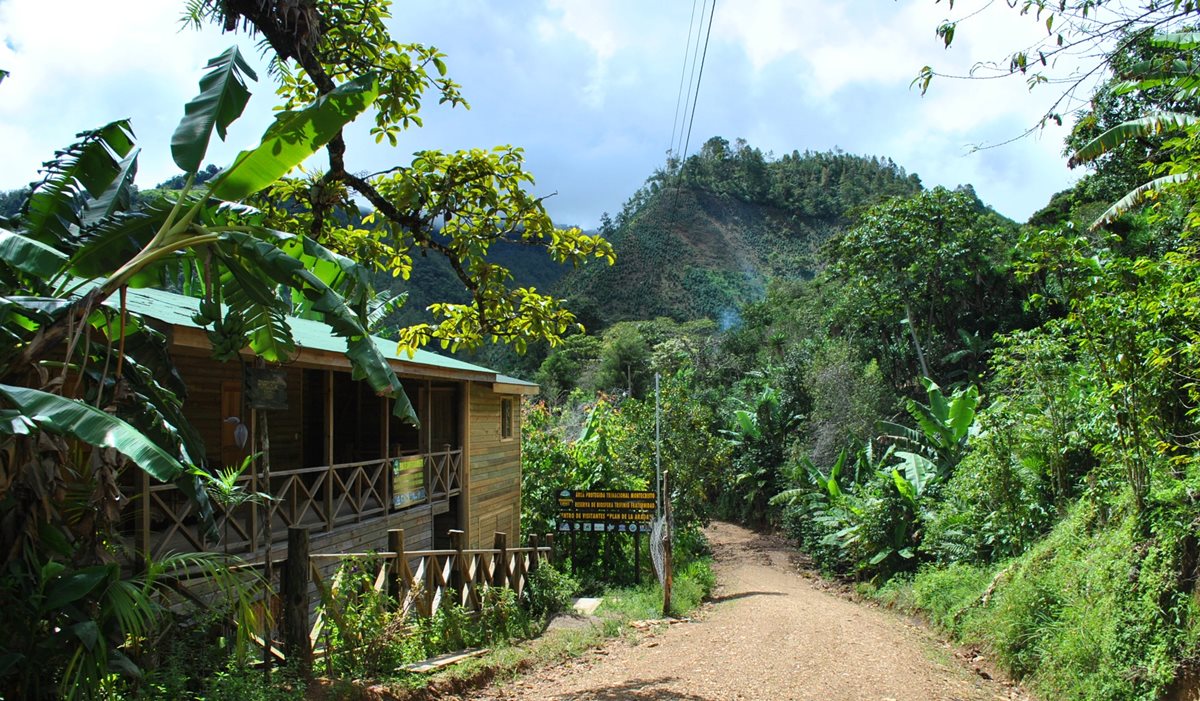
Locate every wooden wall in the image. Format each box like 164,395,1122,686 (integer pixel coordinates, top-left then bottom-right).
173,354,304,472
466,382,522,549
310,503,434,557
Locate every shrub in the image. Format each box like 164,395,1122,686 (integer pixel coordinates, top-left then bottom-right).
526,564,579,619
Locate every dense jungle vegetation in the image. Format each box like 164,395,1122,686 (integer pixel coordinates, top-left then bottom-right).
514,21,1200,701
11,0,1200,699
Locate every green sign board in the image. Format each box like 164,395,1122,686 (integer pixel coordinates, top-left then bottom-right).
392,456,425,509
556,489,655,533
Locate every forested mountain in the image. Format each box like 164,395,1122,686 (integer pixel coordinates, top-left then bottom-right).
0,138,928,337
557,138,923,326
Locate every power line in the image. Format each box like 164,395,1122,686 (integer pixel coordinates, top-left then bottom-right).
675,0,708,166
668,0,702,168
679,0,717,173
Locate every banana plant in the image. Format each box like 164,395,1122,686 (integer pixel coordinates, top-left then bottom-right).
879,377,979,481
0,46,403,697
1070,31,1200,229
2,44,410,481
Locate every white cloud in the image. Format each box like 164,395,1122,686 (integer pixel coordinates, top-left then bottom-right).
0,0,270,190
0,0,1082,224
534,0,628,108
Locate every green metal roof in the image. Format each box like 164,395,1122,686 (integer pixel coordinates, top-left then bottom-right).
495,373,538,388
119,286,521,380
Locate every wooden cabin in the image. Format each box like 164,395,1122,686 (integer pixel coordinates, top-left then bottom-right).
117,287,536,562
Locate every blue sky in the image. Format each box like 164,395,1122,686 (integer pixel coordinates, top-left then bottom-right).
0,1,1087,228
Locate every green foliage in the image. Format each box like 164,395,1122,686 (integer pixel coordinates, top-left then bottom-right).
317,555,406,678
525,564,579,619
595,553,714,620
971,502,1197,700
0,550,267,700
1066,29,1200,220
559,141,922,327
802,338,889,468
880,377,980,481
909,562,996,633
315,555,534,681
824,186,1028,389
720,377,799,526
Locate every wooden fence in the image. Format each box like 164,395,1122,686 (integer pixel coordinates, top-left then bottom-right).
278,526,555,671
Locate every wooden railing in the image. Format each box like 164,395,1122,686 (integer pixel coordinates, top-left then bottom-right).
278,527,555,670
135,449,465,560
426,447,463,501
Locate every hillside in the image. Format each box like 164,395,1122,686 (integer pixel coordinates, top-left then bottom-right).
558,139,924,326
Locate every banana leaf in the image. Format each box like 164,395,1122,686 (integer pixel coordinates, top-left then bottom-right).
0,384,189,483
21,121,136,245
172,46,256,174
0,227,68,279
81,148,140,228
215,230,402,398
210,73,379,201
1069,113,1199,167
1090,172,1194,229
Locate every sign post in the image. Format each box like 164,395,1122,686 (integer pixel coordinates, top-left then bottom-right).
557,489,656,582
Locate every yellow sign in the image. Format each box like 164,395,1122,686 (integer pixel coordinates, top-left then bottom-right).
392,456,425,509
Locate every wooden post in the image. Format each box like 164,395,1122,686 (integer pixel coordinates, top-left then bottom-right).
424,548,438,616
492,532,508,588
528,534,541,575
449,529,466,605
546,532,556,566
388,529,406,602
662,470,673,618
634,530,641,585
250,408,259,552
281,527,312,678
137,470,151,563
514,536,528,596
381,396,391,510
324,370,334,531
459,381,472,540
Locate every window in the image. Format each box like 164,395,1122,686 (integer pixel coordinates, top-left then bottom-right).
500,397,514,440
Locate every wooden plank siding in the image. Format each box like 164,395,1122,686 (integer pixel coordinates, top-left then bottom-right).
466,382,522,548
173,353,305,472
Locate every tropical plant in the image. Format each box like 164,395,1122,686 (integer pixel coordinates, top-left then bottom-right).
1069,31,1200,228
721,381,800,524
879,377,980,483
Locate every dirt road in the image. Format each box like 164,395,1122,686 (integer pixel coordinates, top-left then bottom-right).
467,521,1023,701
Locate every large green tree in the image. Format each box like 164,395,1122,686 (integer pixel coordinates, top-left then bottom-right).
823,187,1025,389
185,0,613,354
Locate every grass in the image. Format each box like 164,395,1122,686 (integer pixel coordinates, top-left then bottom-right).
866,498,1200,701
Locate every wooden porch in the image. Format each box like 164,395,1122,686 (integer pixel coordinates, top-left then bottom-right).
120,353,475,560
130,447,464,560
